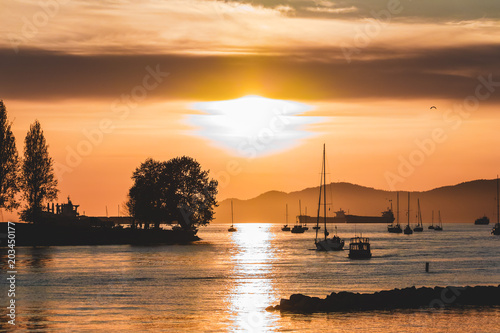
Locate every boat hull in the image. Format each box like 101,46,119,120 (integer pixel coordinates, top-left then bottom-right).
348,251,372,259
315,239,344,251
475,216,490,225
348,237,371,259
299,212,394,224
291,226,305,233
387,225,402,233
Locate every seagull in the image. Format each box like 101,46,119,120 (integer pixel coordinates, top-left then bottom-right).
430,106,437,110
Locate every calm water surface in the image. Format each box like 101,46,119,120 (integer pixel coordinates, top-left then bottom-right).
1,223,499,332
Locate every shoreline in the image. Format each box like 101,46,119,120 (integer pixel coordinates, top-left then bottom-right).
266,285,500,313
0,222,200,247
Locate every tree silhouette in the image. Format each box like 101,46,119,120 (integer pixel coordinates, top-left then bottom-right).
20,120,58,223
127,156,218,230
0,100,20,211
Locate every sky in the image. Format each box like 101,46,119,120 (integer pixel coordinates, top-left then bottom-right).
1,0,500,219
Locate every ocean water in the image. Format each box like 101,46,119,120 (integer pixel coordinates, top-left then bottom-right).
1,223,499,332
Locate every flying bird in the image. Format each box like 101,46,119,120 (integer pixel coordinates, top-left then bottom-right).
430,106,437,110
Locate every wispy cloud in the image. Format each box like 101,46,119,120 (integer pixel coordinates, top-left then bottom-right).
2,0,500,56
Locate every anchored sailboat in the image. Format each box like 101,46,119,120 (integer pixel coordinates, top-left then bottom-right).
404,192,413,235
492,176,500,235
315,144,344,251
434,211,443,231
228,200,236,232
428,211,435,229
282,204,291,231
388,192,402,233
413,199,423,232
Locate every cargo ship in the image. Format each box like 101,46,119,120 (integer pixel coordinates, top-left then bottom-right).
298,208,394,224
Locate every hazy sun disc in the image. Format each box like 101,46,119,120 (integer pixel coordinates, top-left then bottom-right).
187,95,321,158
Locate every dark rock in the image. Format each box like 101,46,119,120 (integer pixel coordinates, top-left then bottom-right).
269,285,500,313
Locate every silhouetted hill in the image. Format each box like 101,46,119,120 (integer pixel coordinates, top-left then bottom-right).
214,179,498,224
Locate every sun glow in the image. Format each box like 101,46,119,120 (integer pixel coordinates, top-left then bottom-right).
188,95,321,157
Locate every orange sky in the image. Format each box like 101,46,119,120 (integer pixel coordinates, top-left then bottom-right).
2,0,500,219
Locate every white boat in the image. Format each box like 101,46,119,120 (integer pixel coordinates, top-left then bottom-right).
315,144,344,251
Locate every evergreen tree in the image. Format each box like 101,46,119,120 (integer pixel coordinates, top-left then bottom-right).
0,100,20,211
20,120,58,223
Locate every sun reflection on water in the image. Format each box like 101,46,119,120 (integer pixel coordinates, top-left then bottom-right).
227,223,279,332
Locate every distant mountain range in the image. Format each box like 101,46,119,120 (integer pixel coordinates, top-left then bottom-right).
214,179,499,224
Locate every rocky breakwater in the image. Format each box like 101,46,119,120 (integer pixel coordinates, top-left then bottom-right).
266,285,500,313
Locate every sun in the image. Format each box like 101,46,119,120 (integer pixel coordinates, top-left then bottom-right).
188,95,321,158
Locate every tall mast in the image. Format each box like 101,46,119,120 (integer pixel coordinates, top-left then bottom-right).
497,175,499,224
231,200,234,226
323,144,327,239
299,200,302,217
407,192,410,226
417,199,421,226
286,203,288,225
397,192,399,225
315,147,323,242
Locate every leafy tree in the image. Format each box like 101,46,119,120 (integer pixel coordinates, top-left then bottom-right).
0,100,20,211
127,156,218,230
20,120,58,223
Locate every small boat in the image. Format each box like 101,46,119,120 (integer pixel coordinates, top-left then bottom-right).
403,192,413,234
493,223,500,235
492,176,500,235
348,236,372,259
475,216,490,225
313,226,321,230
291,224,306,233
314,144,344,251
428,211,435,229
228,200,236,232
388,192,402,233
413,199,423,232
292,200,307,233
282,204,291,231
434,210,443,231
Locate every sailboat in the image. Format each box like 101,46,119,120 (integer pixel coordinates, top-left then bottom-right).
403,192,413,235
492,176,500,235
315,144,344,251
428,211,435,229
413,199,423,232
228,200,236,232
281,204,291,231
434,210,443,231
388,192,403,233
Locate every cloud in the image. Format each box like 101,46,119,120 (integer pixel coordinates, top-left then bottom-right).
2,0,500,56
187,95,321,157
1,45,499,103
305,6,358,14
